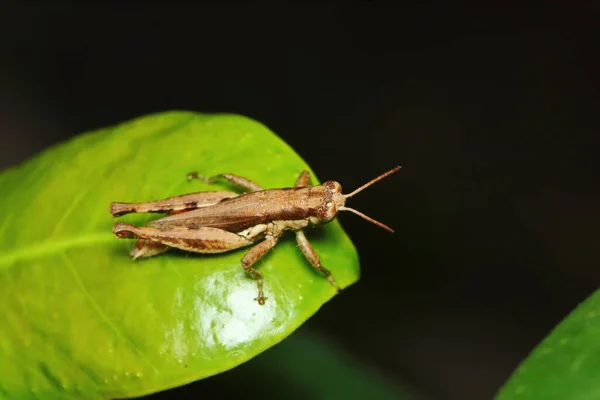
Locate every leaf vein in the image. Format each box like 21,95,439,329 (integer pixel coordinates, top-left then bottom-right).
0,233,115,270
51,183,96,237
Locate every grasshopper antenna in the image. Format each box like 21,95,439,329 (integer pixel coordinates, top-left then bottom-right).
338,206,395,233
343,165,401,199
339,165,401,233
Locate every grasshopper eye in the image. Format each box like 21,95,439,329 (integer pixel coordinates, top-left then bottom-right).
323,181,342,194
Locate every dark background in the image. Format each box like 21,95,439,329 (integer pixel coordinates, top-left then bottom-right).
1,4,598,400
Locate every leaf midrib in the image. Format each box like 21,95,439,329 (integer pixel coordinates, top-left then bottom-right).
0,232,114,270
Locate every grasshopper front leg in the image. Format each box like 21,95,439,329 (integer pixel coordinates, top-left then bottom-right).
295,230,341,293
295,170,312,188
293,171,341,291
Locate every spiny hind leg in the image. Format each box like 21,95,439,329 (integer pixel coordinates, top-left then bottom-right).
187,172,263,192
295,230,341,293
113,222,253,254
130,239,169,259
241,236,280,305
110,191,237,217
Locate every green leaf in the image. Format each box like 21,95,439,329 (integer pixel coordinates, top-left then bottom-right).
496,290,600,400
0,111,360,399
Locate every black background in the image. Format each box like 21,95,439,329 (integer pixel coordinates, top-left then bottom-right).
1,4,598,400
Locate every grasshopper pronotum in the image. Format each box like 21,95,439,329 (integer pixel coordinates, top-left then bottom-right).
110,166,401,305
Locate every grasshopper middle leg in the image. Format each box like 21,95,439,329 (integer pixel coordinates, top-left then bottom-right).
188,172,263,192
241,236,280,305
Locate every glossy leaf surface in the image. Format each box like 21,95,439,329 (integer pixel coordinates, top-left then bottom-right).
0,112,360,399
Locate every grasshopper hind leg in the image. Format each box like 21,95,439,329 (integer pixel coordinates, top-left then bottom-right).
130,239,169,260
110,191,237,217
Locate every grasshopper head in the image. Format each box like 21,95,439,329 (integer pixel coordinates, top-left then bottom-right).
315,180,346,222
329,166,401,233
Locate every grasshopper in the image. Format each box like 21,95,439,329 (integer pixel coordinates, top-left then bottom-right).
110,166,401,305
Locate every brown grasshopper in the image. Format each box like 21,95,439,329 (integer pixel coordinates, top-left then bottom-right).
110,166,401,305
